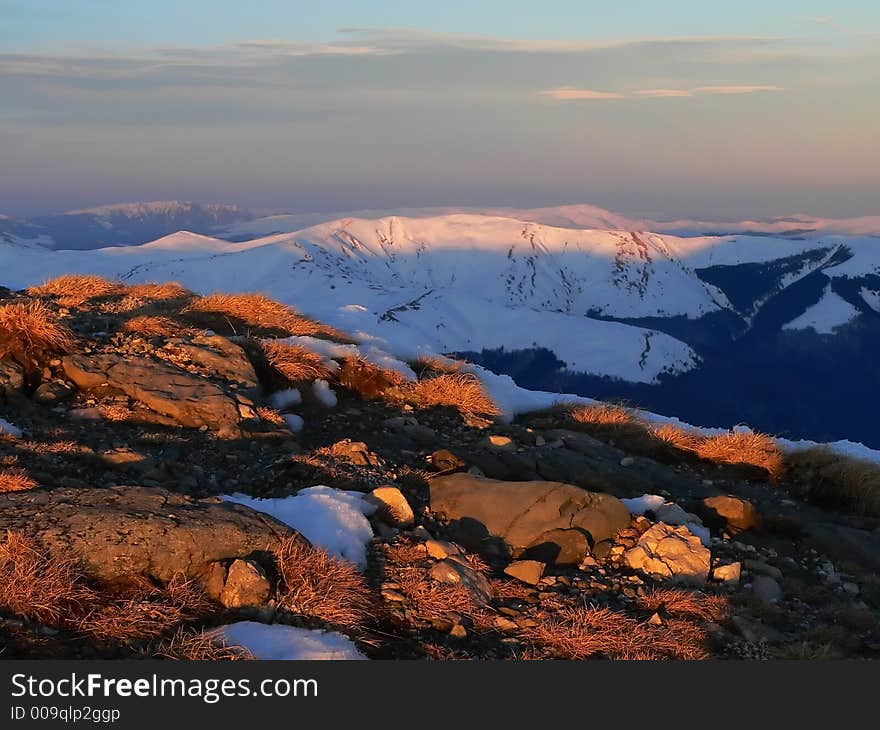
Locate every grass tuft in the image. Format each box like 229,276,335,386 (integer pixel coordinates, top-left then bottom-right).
28,275,123,307
0,469,38,493
273,538,377,630
406,373,500,416
0,300,75,369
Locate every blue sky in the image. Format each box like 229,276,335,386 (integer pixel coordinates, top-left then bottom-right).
1,1,878,217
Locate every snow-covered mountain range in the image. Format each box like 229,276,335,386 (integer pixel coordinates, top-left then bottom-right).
1,206,878,446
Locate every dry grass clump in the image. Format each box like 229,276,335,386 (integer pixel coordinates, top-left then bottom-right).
636,588,729,622
410,354,469,376
0,469,38,493
262,340,331,383
122,315,182,338
520,605,711,660
0,300,75,369
256,406,285,426
28,274,123,306
785,447,880,515
125,282,191,301
183,293,353,341
151,627,254,660
273,538,377,630
406,373,501,417
78,575,213,642
569,403,640,428
0,532,215,645
695,431,785,481
335,357,407,400
648,423,703,453
0,531,94,626
381,542,492,630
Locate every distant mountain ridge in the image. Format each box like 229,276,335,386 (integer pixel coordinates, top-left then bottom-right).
2,208,878,447
3,200,878,250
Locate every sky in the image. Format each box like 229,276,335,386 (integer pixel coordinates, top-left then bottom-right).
1,1,878,218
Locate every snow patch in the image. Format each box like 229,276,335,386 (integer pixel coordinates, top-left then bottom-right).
783,286,860,334
222,487,376,569
283,413,304,432
312,380,338,408
269,388,301,410
216,622,366,660
0,418,22,439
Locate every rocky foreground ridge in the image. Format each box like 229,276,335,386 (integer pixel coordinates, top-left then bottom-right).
0,277,878,660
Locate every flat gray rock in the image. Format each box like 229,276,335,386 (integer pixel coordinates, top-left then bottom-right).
0,486,302,583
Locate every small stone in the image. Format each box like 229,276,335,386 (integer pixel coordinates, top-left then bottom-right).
648,612,663,626
699,495,758,533
494,617,519,631
487,435,514,449
220,559,271,609
425,539,460,560
449,624,468,639
842,582,859,596
504,560,545,586
742,559,782,580
535,436,546,447
381,588,407,602
751,575,783,604
33,380,75,406
619,456,636,467
367,486,415,527
712,562,742,585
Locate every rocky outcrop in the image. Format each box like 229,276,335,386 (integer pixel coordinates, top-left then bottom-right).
429,473,630,562
175,335,259,391
0,486,303,583
62,353,242,435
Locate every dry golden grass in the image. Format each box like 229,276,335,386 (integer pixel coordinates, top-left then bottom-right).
0,531,95,626
262,340,332,383
785,446,880,515
0,532,216,645
122,315,182,338
410,354,469,375
183,293,353,341
78,576,213,642
335,357,407,399
406,373,500,416
256,406,285,426
0,300,75,369
97,403,132,422
381,542,493,630
648,423,703,453
519,605,711,660
273,538,377,630
0,469,38,493
695,431,785,481
125,282,191,301
151,627,254,660
636,588,729,622
569,403,640,428
28,275,123,306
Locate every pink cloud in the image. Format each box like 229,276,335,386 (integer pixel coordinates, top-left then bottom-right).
541,86,624,101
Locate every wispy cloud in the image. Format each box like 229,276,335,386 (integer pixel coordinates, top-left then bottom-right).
541,86,624,101
634,88,694,98
544,85,783,101
694,85,783,94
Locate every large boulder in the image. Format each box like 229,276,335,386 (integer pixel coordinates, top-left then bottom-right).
0,486,303,584
429,473,630,562
62,353,242,435
623,523,711,584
